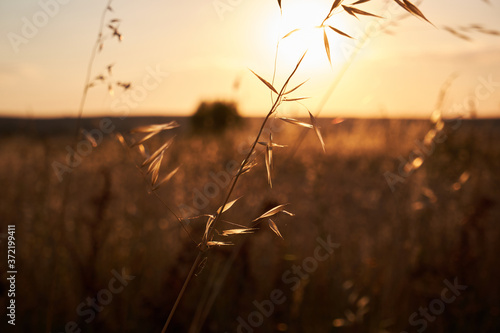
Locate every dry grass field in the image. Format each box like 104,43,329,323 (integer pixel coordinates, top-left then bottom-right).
2,0,500,332
1,116,499,332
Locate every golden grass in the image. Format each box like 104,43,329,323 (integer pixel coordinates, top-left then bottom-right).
2,118,500,332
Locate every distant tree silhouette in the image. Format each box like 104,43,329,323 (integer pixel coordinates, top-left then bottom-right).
190,100,243,135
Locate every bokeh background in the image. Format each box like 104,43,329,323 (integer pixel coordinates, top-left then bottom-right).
1,116,500,332
1,0,500,332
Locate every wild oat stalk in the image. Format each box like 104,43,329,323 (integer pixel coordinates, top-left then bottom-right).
48,1,126,330
129,1,435,331
60,0,126,235
111,0,495,330
158,50,308,333
74,0,126,141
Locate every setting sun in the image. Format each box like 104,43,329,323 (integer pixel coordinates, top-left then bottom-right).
1,0,499,118
254,0,390,117
263,0,354,72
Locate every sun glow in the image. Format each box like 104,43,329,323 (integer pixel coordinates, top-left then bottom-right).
273,1,352,73
252,0,356,115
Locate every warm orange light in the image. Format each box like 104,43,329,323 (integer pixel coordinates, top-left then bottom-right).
257,0,355,101
267,1,351,72
283,2,332,68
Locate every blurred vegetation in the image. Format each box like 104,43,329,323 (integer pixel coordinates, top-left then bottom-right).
0,118,499,332
190,101,243,135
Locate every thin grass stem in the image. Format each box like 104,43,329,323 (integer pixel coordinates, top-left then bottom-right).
161,252,203,333
73,0,113,143
161,52,306,332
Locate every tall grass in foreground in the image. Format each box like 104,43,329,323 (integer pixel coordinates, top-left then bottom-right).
110,1,437,331
48,0,130,330
38,0,499,332
3,117,500,331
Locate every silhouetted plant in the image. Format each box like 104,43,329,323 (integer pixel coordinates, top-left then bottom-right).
190,100,243,135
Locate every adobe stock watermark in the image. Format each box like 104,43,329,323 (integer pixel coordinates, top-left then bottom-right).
178,159,240,218
233,235,340,333
7,0,73,54
339,0,404,60
401,277,467,333
384,74,499,192
52,118,116,182
110,64,169,119
51,64,169,182
213,0,243,21
177,123,286,218
52,268,134,333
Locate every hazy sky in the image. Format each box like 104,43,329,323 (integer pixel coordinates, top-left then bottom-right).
1,0,500,118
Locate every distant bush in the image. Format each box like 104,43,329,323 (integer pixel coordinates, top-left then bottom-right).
190,100,243,135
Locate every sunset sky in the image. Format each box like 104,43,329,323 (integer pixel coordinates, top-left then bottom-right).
1,0,500,119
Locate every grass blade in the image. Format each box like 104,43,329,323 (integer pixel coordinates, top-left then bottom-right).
148,151,163,175
268,218,283,239
131,130,160,147
153,165,181,191
309,111,326,153
265,147,271,187
289,51,307,79
330,0,344,12
116,133,127,148
146,152,162,174
221,228,257,236
239,159,258,176
324,0,344,22
207,241,233,246
252,204,290,222
282,28,301,39
149,153,163,186
284,79,309,95
268,133,273,171
394,0,407,10
265,134,273,188
258,141,287,148
131,121,180,133
328,25,353,39
279,117,313,129
402,0,432,24
202,215,215,243
137,144,149,158
141,137,174,167
342,5,382,18
216,196,242,215
283,97,310,102
443,26,471,41
323,29,332,65
82,129,98,147
250,70,278,94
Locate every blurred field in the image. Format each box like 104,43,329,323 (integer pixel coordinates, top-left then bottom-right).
1,116,499,333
